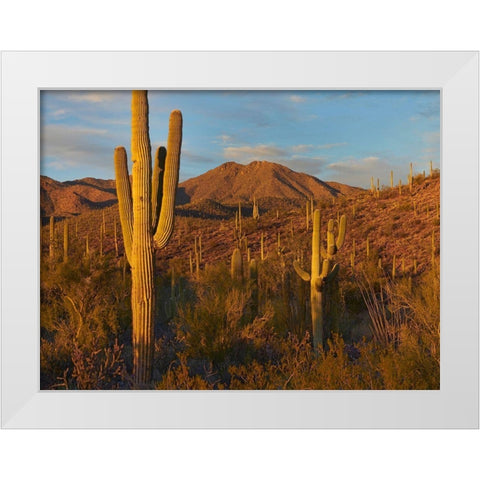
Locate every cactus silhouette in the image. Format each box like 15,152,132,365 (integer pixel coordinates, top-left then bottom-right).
293,209,346,350
114,90,182,385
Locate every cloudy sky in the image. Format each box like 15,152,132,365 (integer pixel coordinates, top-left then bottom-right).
40,90,440,189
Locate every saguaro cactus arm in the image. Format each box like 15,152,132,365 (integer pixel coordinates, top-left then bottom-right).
293,260,311,282
114,146,134,264
154,110,182,249
336,215,346,250
151,146,166,232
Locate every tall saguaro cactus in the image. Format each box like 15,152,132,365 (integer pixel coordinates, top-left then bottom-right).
114,90,182,385
293,209,346,350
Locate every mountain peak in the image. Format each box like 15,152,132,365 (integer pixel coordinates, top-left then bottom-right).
177,161,361,205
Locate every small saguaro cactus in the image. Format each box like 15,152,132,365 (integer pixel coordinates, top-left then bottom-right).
293,209,346,350
350,239,356,270
238,202,243,235
231,247,243,281
63,220,69,263
49,216,55,260
409,162,413,192
189,251,194,275
114,217,119,257
99,223,104,257
114,90,182,386
249,258,259,317
252,197,260,220
431,230,436,267
306,200,310,231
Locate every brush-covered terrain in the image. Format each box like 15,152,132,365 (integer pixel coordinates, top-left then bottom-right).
40,162,440,390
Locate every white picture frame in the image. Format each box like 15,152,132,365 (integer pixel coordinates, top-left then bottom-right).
1,51,478,428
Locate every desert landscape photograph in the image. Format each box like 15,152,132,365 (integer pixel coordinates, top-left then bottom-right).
40,89,440,390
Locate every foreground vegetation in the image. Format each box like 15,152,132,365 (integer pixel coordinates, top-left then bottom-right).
40,212,440,390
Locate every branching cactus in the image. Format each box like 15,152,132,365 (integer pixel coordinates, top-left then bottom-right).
293,209,346,350
114,90,182,386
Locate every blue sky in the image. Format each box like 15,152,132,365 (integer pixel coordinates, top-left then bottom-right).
40,90,440,188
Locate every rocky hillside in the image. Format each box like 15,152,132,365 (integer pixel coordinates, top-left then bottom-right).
40,176,117,218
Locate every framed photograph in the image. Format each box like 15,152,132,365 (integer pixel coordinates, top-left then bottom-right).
1,51,478,428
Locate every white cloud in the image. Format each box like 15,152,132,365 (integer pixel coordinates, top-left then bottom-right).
292,144,315,153
213,134,236,145
41,124,113,170
67,92,123,104
292,143,346,153
223,144,285,161
317,142,347,150
221,142,329,177
328,156,382,173
421,131,440,164
52,109,68,117
289,95,306,103
326,156,392,187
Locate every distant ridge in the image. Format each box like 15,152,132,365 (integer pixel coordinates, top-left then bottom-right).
40,175,117,217
41,161,363,218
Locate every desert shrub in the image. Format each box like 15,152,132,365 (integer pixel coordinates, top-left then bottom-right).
355,268,439,389
155,354,216,390
49,338,130,390
172,262,253,367
40,254,131,388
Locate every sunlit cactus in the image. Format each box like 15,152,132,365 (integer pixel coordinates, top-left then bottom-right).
231,247,243,281
49,216,55,260
260,232,265,261
293,209,346,350
306,200,310,231
249,258,259,316
63,220,69,263
252,196,260,220
114,217,119,257
99,223,104,257
114,90,182,386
